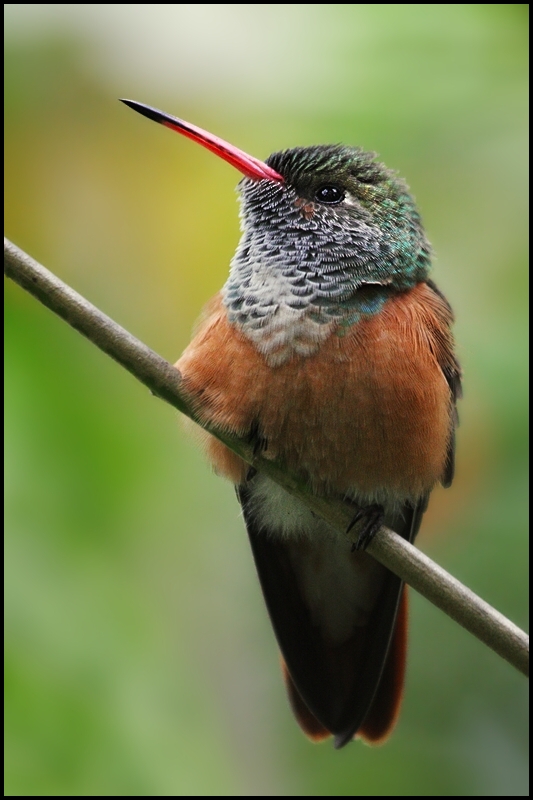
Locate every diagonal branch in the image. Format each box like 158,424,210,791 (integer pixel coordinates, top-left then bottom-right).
4,236,529,678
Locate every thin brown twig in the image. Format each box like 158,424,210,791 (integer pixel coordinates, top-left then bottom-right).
4,236,529,678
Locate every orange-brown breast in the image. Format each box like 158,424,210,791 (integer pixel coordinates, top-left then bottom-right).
176,283,454,502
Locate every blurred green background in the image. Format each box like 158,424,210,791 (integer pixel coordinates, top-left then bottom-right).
4,5,528,796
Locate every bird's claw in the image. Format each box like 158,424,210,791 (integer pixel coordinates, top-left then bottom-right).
347,504,384,551
247,421,268,456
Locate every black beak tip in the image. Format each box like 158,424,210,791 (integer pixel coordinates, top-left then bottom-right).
119,99,164,125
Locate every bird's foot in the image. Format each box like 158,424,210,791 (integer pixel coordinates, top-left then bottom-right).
347,504,385,551
247,421,268,456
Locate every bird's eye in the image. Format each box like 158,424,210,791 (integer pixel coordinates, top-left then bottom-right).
314,185,345,205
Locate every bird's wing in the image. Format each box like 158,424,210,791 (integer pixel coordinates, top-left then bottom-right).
425,279,462,488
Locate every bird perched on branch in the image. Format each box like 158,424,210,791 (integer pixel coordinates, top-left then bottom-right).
122,99,461,748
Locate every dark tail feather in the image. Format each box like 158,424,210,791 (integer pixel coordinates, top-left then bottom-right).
282,590,409,747
281,660,331,742
239,482,427,748
357,586,409,744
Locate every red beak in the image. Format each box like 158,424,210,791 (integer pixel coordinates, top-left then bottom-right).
120,99,284,184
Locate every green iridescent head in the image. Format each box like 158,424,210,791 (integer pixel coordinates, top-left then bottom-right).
258,144,431,290
223,144,432,335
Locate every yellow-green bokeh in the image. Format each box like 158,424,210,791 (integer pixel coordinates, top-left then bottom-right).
5,5,528,796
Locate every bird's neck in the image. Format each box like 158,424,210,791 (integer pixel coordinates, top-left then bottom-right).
222,245,396,367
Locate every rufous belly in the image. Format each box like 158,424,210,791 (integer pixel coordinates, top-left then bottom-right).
176,282,454,503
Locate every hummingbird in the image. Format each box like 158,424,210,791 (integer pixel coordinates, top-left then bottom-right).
121,99,461,748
